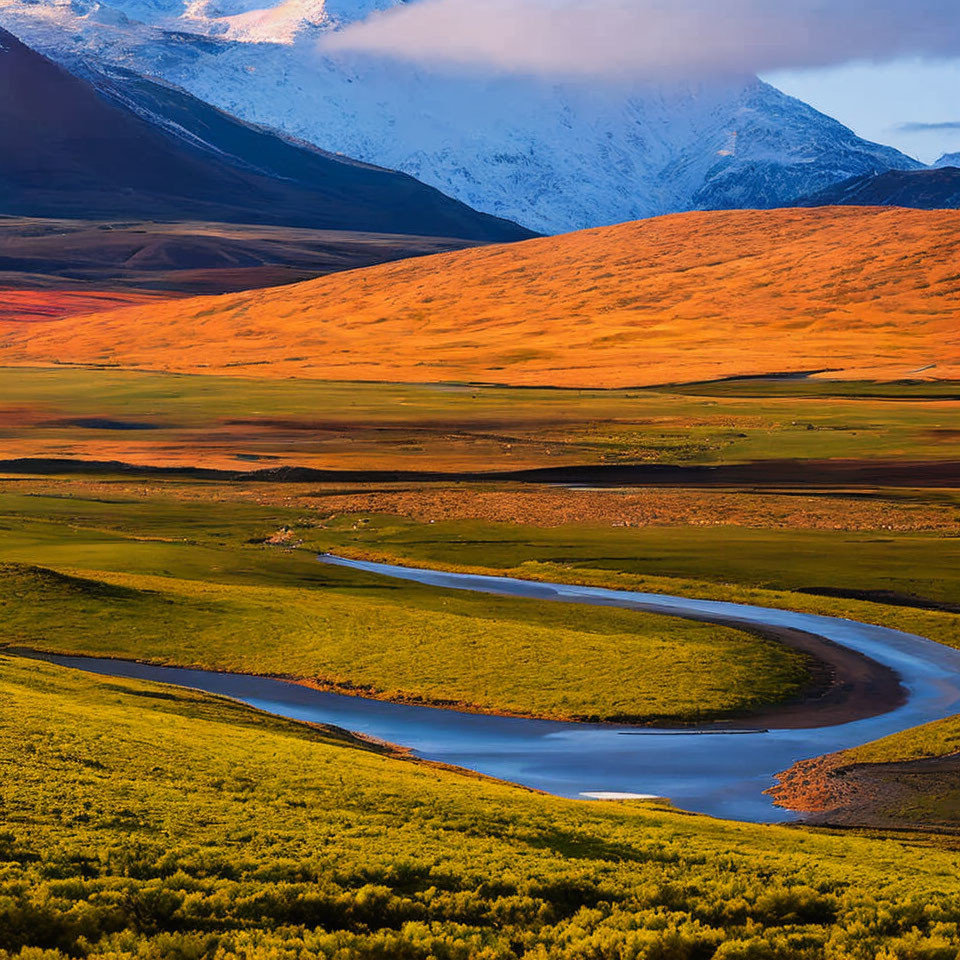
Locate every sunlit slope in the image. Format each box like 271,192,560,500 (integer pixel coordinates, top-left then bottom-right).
2,207,958,386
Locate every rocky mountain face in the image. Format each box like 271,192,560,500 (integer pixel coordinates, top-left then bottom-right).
0,0,921,233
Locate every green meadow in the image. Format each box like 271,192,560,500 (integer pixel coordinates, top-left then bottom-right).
318,515,960,608
311,514,960,649
2,367,959,952
0,489,810,723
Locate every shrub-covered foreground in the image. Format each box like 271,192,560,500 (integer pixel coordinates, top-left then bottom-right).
2,655,960,960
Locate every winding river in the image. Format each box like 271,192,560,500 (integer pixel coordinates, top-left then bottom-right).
25,554,960,822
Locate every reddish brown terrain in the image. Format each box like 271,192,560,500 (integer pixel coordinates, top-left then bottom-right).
0,289,176,323
771,750,960,832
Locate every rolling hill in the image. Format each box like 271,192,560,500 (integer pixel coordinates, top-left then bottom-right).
2,207,958,387
0,26,530,242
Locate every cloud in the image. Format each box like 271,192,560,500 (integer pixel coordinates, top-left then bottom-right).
320,0,960,79
896,120,960,132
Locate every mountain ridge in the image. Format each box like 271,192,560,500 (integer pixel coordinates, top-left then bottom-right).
797,167,960,210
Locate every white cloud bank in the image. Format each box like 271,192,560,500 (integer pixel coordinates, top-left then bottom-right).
320,0,960,78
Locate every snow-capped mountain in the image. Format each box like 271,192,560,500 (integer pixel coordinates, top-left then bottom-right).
0,0,922,233
935,152,960,168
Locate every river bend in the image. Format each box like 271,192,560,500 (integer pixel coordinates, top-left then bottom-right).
23,554,960,822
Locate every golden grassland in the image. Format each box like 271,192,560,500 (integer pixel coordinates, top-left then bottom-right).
4,652,960,960
1,208,959,386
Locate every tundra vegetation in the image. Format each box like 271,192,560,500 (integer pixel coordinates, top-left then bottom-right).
3,653,960,960
1,366,959,472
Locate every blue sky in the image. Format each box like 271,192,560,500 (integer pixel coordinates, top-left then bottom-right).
769,59,960,163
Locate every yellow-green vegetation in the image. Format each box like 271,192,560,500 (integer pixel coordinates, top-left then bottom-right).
4,652,960,960
315,516,960,609
825,715,960,766
0,491,811,723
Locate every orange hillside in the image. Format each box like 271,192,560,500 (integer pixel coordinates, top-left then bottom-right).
1,207,958,387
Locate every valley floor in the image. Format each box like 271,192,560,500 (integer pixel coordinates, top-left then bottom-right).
0,482,816,726
2,370,959,960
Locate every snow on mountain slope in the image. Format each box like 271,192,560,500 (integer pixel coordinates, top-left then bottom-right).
936,152,960,168
181,0,329,43
0,0,921,233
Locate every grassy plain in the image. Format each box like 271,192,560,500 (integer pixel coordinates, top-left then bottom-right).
2,361,958,718
4,652,960,960
2,207,959,385
308,514,960,650
319,515,960,609
0,488,810,723
1,366,959,472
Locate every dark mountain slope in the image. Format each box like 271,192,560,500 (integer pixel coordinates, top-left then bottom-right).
797,166,960,210
0,28,532,241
